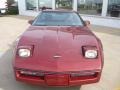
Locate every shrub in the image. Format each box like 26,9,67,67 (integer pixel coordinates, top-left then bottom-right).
7,6,18,15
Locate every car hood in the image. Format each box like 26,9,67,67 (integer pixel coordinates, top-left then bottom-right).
15,26,102,72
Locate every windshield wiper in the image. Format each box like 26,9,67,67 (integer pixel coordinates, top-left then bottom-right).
34,24,49,26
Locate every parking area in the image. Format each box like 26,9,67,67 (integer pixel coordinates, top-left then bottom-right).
0,15,120,90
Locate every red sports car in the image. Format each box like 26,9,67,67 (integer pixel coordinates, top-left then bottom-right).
13,10,104,87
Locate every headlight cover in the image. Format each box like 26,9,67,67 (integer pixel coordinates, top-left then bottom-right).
18,49,31,58
85,50,97,59
82,46,98,59
17,46,33,58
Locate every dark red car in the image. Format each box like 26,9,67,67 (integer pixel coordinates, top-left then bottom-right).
13,10,104,87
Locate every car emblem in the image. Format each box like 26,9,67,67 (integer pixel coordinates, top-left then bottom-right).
53,54,62,59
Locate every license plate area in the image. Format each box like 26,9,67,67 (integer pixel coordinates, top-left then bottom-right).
45,74,69,86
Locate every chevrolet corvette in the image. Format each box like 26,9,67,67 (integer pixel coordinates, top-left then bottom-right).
13,10,104,86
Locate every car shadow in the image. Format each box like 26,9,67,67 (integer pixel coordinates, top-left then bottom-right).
0,45,81,90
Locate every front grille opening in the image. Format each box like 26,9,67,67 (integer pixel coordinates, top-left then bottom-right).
16,69,99,81
17,71,44,80
70,72,98,80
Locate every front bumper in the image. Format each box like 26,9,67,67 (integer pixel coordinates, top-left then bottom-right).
14,69,101,87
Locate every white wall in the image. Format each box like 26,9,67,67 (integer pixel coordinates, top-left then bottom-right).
101,0,108,17
82,15,120,28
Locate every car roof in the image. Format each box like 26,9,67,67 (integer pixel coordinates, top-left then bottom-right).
42,9,77,13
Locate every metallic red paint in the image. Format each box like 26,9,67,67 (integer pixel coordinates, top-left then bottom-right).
13,11,104,87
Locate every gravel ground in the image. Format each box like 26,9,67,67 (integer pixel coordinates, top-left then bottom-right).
0,15,120,90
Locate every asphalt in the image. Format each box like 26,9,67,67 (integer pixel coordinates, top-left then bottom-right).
0,15,120,90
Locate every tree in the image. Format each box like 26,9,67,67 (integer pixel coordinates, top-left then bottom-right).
6,0,18,15
6,0,14,8
7,0,14,4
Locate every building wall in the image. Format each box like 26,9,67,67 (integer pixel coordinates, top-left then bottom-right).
82,15,120,28
18,0,120,28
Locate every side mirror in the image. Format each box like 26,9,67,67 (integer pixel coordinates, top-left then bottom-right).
28,20,34,25
84,20,90,26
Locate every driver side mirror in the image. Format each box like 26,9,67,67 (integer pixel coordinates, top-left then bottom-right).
28,20,34,25
84,20,90,27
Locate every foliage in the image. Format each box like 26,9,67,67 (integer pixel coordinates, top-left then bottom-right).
6,0,18,15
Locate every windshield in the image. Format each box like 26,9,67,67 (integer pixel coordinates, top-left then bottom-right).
33,12,84,26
